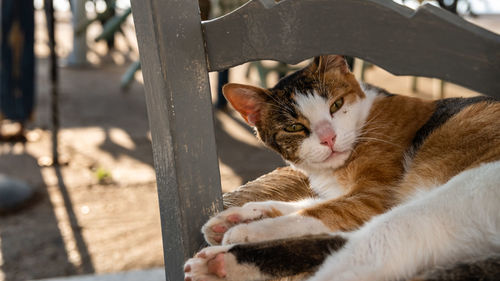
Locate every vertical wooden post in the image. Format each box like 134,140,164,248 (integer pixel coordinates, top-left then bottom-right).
130,0,223,280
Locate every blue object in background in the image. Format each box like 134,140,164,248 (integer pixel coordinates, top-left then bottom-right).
0,0,35,122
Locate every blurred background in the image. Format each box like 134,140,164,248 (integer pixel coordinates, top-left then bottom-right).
0,0,498,280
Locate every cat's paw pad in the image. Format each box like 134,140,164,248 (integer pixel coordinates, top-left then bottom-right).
184,246,232,281
202,204,279,245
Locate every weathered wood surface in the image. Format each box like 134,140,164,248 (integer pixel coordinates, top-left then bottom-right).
130,0,223,280
203,0,500,97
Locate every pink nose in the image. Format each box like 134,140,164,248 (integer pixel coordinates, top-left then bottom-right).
315,121,336,149
320,134,336,148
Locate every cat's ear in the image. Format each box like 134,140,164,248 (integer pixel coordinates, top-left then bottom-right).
222,83,268,126
312,55,350,75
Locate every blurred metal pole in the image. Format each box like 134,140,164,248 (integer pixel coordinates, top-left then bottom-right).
44,0,59,165
68,0,87,66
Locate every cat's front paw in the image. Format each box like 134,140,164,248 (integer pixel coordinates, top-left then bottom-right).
221,221,265,245
223,215,331,245
202,203,282,245
184,245,232,281
184,245,268,281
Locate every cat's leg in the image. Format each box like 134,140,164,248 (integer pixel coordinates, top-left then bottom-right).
203,198,324,245
223,167,314,209
306,161,500,281
220,208,333,245
220,183,395,244
205,166,316,245
184,234,347,281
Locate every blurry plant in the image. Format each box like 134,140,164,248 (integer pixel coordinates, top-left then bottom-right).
120,59,140,91
94,167,113,184
75,0,117,40
75,0,139,90
94,7,131,43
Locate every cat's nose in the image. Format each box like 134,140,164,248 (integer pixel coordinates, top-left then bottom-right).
315,121,336,149
320,134,336,149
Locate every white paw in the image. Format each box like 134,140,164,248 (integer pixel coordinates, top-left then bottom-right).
221,220,273,244
222,215,331,245
184,245,232,281
184,245,268,281
202,203,282,245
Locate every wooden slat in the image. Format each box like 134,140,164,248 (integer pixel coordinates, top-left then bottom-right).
203,0,500,97
130,0,223,280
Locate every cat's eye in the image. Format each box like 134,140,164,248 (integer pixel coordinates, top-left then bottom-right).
284,123,305,133
330,97,344,114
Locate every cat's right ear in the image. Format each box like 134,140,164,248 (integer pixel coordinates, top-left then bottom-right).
222,83,268,126
312,55,350,75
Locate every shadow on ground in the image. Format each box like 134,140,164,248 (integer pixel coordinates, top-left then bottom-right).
0,146,94,280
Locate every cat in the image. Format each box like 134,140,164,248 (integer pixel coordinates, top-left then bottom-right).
184,55,500,281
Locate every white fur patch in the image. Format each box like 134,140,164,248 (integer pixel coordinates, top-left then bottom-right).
294,92,332,126
308,171,347,199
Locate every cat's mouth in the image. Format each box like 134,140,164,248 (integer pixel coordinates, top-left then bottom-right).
317,150,348,163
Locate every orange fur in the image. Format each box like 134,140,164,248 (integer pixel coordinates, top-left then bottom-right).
265,208,284,218
399,101,500,199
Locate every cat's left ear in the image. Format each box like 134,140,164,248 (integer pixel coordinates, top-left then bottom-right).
222,83,268,126
312,55,350,75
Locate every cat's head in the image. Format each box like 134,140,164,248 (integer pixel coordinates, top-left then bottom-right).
223,55,373,173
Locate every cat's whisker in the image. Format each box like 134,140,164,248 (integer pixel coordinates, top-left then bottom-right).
356,136,402,148
358,122,393,138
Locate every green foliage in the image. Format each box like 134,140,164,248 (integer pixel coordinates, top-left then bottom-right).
94,167,113,184
95,8,132,42
121,60,141,91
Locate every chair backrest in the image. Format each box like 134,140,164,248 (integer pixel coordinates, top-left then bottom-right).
130,1,500,280
204,0,500,96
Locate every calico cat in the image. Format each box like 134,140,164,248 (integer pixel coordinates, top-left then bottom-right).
184,55,500,281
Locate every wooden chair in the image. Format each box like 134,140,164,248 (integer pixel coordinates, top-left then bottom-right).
130,0,500,280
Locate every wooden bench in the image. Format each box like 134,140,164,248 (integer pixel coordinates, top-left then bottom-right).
130,0,500,280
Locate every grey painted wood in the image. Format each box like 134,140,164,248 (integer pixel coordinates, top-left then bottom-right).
130,0,223,280
203,0,500,97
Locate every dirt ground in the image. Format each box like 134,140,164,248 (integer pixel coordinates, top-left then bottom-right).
0,9,497,281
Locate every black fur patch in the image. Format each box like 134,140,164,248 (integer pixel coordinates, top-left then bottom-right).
272,67,318,97
408,96,498,158
415,254,500,281
228,234,346,278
